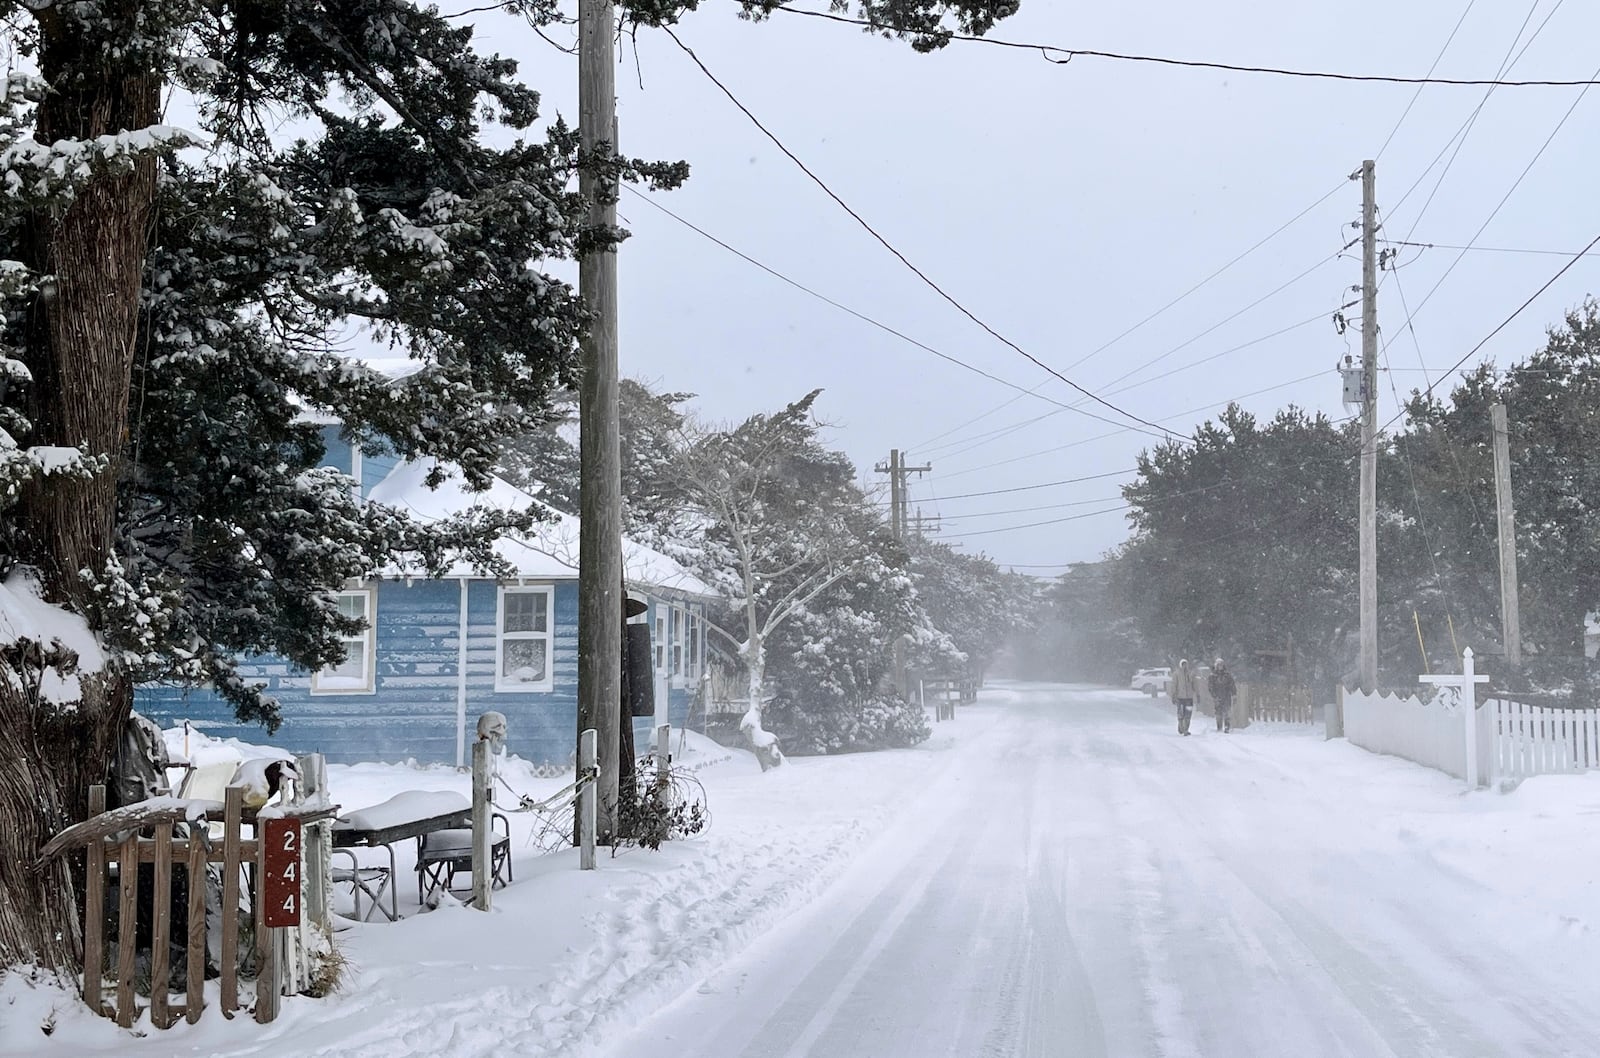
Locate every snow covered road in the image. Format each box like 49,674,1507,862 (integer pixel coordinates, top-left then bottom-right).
12,682,1600,1058
599,684,1600,1058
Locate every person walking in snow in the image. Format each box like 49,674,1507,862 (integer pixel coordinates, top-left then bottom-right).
1170,658,1199,736
1208,658,1238,733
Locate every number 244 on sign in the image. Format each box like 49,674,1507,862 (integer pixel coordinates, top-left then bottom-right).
262,817,303,928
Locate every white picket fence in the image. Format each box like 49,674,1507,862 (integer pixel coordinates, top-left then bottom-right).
1488,697,1600,780
1343,687,1600,786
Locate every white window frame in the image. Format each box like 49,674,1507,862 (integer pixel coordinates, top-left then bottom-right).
670,605,685,680
655,609,667,673
688,605,703,680
311,587,377,695
495,584,556,693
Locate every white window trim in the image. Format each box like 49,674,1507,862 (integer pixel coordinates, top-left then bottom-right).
495,584,556,693
688,605,703,681
311,586,377,695
670,604,685,682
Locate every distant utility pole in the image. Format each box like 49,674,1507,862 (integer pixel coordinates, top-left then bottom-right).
1358,159,1379,693
909,507,941,540
577,0,620,843
1490,402,1522,665
875,449,931,541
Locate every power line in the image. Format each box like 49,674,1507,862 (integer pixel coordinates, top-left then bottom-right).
1378,229,1600,435
1376,0,1480,159
621,184,1165,438
1382,52,1600,358
663,26,1187,443
941,503,1134,540
1389,1,1565,223
935,468,1137,503
941,367,1331,479
924,306,1328,466
1391,240,1600,258
939,495,1126,521
768,4,1599,87
910,181,1346,451
1394,0,1554,234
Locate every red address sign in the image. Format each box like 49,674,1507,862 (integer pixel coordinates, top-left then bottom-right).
261,817,303,928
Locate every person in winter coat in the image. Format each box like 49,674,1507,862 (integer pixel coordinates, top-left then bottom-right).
1169,658,1199,735
1208,658,1238,733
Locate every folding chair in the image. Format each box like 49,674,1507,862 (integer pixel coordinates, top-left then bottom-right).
416,813,512,903
332,846,399,923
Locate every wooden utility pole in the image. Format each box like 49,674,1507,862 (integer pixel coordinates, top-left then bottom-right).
1358,159,1379,693
577,0,621,843
1490,402,1522,665
875,449,931,541
909,508,941,539
888,449,903,540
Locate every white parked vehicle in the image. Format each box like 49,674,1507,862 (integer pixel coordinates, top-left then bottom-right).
1131,667,1171,696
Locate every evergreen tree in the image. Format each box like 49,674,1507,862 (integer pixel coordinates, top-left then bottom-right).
0,0,689,972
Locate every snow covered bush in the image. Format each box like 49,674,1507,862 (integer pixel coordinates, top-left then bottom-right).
764,692,930,755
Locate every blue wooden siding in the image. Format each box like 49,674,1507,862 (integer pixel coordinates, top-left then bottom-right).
137,576,695,768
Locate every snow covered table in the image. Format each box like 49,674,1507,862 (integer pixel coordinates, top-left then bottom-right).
330,792,472,921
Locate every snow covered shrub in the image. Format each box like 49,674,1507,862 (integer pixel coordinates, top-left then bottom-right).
764,692,931,755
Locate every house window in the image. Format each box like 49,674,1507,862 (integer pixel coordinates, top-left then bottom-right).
496,586,555,692
688,606,703,679
312,588,376,694
655,610,666,672
670,606,684,677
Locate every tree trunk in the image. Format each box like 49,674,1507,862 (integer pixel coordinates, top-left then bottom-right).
0,674,128,973
0,8,158,973
738,639,782,771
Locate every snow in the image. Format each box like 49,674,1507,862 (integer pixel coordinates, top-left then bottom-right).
0,567,106,704
9,683,1600,1056
367,456,714,596
336,790,469,832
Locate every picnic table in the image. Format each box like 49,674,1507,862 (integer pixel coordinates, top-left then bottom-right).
330,791,471,922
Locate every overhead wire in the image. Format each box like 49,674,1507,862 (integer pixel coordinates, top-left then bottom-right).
767,4,1598,87
1393,0,1555,233
663,26,1189,443
1381,49,1600,361
1376,0,1481,159
922,302,1330,465
940,367,1331,479
910,181,1347,452
1377,229,1600,436
621,184,1165,438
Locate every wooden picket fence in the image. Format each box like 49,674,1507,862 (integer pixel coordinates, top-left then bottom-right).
1245,682,1314,724
41,783,333,1029
919,677,979,722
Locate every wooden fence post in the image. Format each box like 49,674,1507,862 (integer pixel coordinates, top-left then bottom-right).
221,786,242,1017
82,785,106,1015
297,753,331,930
255,812,279,1025
186,830,206,1024
471,738,492,911
151,827,173,1029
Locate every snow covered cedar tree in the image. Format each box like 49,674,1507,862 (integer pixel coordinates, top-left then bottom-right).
0,0,691,974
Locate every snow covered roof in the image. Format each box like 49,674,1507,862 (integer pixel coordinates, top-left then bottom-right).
368,457,715,598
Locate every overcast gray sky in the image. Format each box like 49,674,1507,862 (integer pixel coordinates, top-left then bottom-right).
467,0,1600,572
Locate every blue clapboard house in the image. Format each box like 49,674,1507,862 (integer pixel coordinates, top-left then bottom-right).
136,424,715,768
